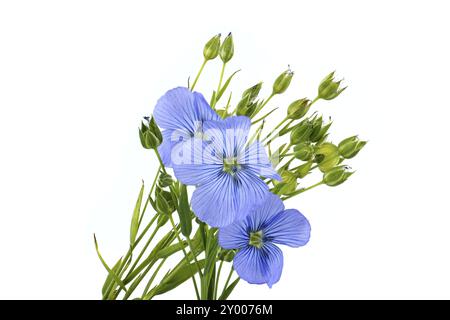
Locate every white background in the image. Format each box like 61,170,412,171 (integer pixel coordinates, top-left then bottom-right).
1,0,449,299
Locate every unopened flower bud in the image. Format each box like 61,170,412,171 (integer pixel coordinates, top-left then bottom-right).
294,143,314,161
236,97,256,117
139,120,161,149
219,33,234,63
203,34,221,60
272,68,294,94
272,170,297,195
158,171,174,188
338,136,367,159
149,116,163,142
318,71,346,100
290,121,312,145
287,98,310,120
323,165,354,186
315,142,340,172
236,82,262,116
156,191,171,215
310,117,332,143
242,82,262,101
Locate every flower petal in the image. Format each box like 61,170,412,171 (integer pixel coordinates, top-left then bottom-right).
264,209,311,247
235,169,270,220
233,243,283,288
193,92,220,122
153,87,198,132
218,221,249,250
246,193,285,232
240,141,281,180
154,87,219,133
173,163,223,186
203,116,251,158
157,130,176,167
191,172,239,227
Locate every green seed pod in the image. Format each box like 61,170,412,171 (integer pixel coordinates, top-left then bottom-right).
139,117,162,149
310,118,332,143
295,161,313,178
219,33,234,63
315,142,340,172
272,68,294,94
323,165,354,186
287,98,310,120
158,172,174,188
338,135,367,159
290,122,313,145
318,71,347,100
236,83,261,116
293,143,314,161
203,34,221,60
157,214,169,227
309,116,323,142
156,191,171,215
272,170,297,195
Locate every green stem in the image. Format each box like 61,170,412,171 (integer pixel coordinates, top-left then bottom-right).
221,266,235,297
283,181,324,200
154,150,167,174
126,225,160,277
214,259,225,300
251,93,275,119
169,215,201,300
217,63,226,96
262,116,288,143
138,168,160,228
186,237,204,278
102,211,159,299
247,120,265,146
279,157,294,170
142,257,168,298
190,59,207,91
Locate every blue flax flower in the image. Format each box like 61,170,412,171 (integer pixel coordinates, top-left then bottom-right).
172,116,281,227
153,87,220,166
219,193,311,287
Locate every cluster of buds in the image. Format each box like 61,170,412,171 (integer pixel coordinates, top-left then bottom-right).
139,117,162,149
202,33,234,63
290,115,332,145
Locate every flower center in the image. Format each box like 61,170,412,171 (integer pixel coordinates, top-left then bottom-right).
223,157,241,175
249,230,264,248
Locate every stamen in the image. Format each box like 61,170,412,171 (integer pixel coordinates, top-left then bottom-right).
249,230,264,248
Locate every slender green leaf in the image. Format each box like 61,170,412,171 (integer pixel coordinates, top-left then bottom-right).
177,184,192,237
219,278,240,300
216,69,240,101
94,235,127,292
152,259,205,296
123,230,176,284
102,257,122,296
130,182,145,246
155,241,187,259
